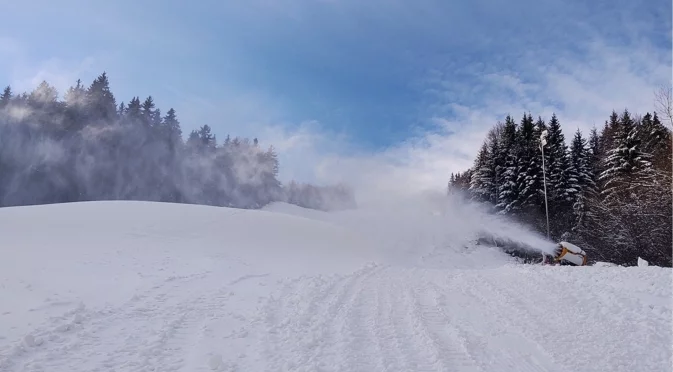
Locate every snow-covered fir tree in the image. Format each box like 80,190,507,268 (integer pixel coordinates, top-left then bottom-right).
0,74,348,212
599,109,655,202
568,129,596,237
515,113,542,214
468,142,493,203
495,115,519,213
449,108,672,267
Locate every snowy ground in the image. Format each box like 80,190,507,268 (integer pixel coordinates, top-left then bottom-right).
0,200,671,372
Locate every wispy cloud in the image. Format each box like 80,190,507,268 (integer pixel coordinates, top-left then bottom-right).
0,0,670,205
266,26,671,202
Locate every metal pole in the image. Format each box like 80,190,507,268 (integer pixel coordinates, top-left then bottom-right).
540,131,551,265
541,142,550,240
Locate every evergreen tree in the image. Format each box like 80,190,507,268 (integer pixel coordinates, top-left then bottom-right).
451,109,672,266
589,110,664,265
162,108,182,149
141,96,156,127
544,114,577,237
198,124,216,149
599,109,655,202
485,126,501,206
29,81,58,104
0,72,340,216
569,129,594,193
468,141,493,203
568,129,595,236
546,114,576,203
515,113,540,211
599,111,620,164
496,115,519,213
125,97,142,123
86,72,117,123
0,86,12,108
587,126,601,187
640,112,671,173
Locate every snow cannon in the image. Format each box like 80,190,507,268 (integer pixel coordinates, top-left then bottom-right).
552,241,588,266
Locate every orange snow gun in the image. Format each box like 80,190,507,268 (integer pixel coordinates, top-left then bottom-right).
552,241,588,266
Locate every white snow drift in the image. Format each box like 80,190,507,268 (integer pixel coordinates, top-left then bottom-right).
0,200,671,372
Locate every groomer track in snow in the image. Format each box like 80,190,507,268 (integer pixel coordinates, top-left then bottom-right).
0,201,671,372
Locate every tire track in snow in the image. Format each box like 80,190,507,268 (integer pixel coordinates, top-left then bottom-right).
370,271,407,372
449,272,570,372
375,269,482,372
260,266,485,372
259,264,381,371
260,273,341,370
377,270,428,372
487,268,671,372
336,266,387,372
410,279,483,372
1,271,230,372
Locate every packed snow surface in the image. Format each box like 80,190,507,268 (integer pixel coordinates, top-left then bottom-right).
1,200,671,372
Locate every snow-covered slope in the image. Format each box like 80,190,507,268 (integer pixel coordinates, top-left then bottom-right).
1,201,671,372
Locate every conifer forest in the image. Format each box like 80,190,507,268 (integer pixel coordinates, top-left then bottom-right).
448,109,672,267
0,73,355,212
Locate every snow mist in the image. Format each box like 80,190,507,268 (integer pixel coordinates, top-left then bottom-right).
326,188,559,261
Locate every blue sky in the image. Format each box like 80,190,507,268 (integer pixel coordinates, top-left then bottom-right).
0,0,671,195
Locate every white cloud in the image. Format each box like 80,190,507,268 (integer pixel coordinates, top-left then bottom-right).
12,57,99,97
258,33,671,206
0,39,103,99
1,2,668,209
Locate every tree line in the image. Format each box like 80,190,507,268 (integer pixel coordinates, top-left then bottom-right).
0,73,354,211
448,110,671,267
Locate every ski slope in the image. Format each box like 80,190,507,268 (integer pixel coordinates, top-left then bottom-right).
0,200,671,372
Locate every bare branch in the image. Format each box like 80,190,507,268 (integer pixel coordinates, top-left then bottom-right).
654,85,673,129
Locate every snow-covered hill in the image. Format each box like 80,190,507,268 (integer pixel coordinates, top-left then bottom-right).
0,200,671,372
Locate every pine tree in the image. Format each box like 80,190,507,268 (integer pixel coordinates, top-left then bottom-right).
587,126,601,187
569,129,595,193
600,109,655,201
450,109,672,266
28,81,63,133
546,114,576,202
515,113,540,212
486,127,501,206
568,129,596,236
162,108,182,149
186,130,200,148
141,96,156,127
65,79,86,107
0,86,12,109
29,81,58,104
496,115,519,213
151,108,162,128
198,125,216,149
599,111,620,163
594,110,662,264
468,141,493,203
86,72,117,123
0,72,295,210
117,102,126,116
640,112,671,173
125,97,142,122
